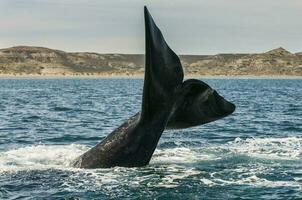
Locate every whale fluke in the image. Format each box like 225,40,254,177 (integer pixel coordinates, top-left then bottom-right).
72,7,235,168
141,6,184,121
166,79,235,129
72,7,185,168
143,7,235,128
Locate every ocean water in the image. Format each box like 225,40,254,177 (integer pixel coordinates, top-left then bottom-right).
0,78,301,200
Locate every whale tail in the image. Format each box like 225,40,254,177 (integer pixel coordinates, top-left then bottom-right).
140,6,184,121
167,79,236,129
72,6,236,169
142,6,235,128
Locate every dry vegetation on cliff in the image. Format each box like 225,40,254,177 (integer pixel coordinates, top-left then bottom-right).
0,46,301,76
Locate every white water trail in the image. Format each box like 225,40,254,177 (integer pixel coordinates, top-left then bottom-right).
0,136,301,190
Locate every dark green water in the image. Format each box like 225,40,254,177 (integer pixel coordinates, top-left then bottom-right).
0,78,301,199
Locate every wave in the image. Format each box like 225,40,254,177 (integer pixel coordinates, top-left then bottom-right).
0,144,89,173
1,137,301,190
52,106,73,112
226,137,302,160
1,136,301,173
201,175,301,188
152,147,218,164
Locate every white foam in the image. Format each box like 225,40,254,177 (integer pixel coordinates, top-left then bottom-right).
154,166,201,188
226,137,302,160
1,137,301,190
1,136,301,174
152,147,218,164
0,144,89,173
211,175,301,189
200,178,216,186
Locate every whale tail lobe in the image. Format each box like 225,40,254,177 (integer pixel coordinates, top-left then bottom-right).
167,79,236,129
141,6,184,121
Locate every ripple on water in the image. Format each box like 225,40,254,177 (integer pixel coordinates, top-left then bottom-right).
0,136,301,192
0,79,301,199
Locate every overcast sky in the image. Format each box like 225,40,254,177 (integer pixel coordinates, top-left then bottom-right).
0,0,301,54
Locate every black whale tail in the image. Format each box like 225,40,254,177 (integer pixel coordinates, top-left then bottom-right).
167,79,236,129
141,6,235,128
71,6,236,169
140,6,184,121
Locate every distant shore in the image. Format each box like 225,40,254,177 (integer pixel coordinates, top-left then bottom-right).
1,46,302,78
0,73,301,79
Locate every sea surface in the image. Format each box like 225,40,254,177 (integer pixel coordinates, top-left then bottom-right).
0,78,301,199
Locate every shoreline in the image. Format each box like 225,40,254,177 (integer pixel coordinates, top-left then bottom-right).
0,74,301,79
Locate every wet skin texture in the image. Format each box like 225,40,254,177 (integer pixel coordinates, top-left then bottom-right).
72,7,235,168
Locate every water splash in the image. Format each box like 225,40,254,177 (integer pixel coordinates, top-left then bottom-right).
1,137,301,191
0,144,88,173
226,137,302,160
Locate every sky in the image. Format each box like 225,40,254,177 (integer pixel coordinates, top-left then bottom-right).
0,0,301,55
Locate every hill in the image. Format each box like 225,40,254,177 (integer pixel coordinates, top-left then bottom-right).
0,46,301,76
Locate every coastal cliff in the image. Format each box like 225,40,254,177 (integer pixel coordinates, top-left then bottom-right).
0,46,301,76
